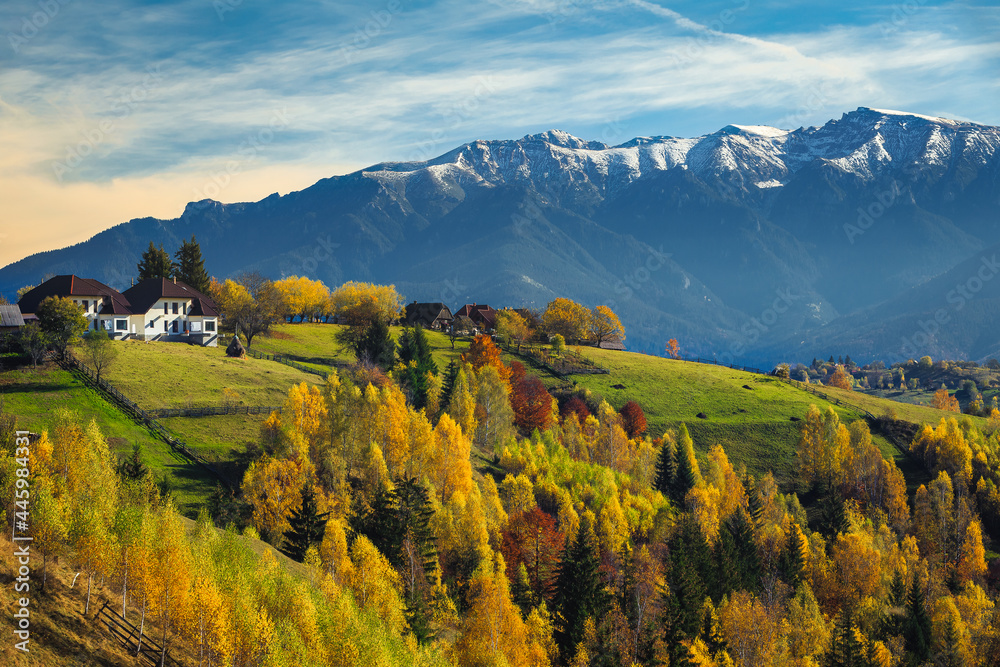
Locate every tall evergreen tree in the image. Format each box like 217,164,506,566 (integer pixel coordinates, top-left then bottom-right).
173,235,210,294
553,529,608,664
137,241,175,281
440,360,459,408
653,438,677,497
725,508,761,593
826,605,862,667
282,485,329,562
779,524,807,588
673,424,698,505
904,576,932,665
354,317,396,369
398,325,439,409
668,514,711,637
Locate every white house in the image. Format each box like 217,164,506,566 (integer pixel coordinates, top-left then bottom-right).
17,275,220,346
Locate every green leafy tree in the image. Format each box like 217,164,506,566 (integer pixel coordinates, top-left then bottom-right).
81,329,119,382
36,296,87,358
136,241,175,281
282,485,329,562
173,235,210,294
398,325,438,408
18,321,49,367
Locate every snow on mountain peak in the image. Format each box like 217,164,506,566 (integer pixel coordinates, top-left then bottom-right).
524,129,607,150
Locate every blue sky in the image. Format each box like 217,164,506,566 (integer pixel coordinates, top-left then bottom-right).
0,0,998,267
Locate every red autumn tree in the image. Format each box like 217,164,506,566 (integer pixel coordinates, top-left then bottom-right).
560,396,591,424
511,375,554,433
499,507,564,605
665,338,680,359
619,400,647,438
509,360,527,387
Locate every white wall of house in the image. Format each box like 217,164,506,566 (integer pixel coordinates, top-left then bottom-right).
135,298,218,346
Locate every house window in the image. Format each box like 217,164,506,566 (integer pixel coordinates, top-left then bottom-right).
172,321,178,333
172,302,178,314
205,320,216,332
164,321,168,332
183,303,187,315
164,302,169,314
115,319,127,331
82,300,89,311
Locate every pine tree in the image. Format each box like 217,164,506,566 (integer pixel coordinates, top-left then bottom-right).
553,530,608,664
137,241,175,281
117,443,149,481
700,601,728,658
173,235,210,294
669,514,711,638
745,474,764,528
826,605,862,667
354,317,396,369
904,576,931,664
779,523,808,588
818,481,848,537
673,424,699,505
282,486,329,562
440,360,459,408
726,508,761,593
653,438,677,497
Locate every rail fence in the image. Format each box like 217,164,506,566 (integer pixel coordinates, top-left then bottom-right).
146,405,279,419
58,352,236,488
96,601,183,667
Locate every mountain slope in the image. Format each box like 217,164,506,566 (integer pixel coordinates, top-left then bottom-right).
3,108,999,361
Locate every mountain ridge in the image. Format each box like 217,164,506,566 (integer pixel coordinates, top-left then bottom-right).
4,107,999,364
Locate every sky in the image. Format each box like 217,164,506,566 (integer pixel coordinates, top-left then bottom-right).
0,0,998,269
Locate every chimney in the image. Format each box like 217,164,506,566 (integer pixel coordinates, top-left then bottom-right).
131,278,134,287
173,277,176,284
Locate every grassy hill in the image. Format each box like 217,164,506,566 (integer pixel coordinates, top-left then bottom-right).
252,324,972,489
0,363,216,515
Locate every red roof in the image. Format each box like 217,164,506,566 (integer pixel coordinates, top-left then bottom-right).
17,275,132,315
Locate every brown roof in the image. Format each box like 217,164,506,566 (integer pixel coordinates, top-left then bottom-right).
454,303,497,327
404,302,453,328
598,334,626,351
123,278,218,316
17,275,131,315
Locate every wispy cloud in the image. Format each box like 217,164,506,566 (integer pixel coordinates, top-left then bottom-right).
0,0,996,268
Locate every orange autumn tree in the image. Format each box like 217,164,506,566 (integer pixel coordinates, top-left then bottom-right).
827,365,853,390
932,388,960,412
665,338,680,359
463,334,512,387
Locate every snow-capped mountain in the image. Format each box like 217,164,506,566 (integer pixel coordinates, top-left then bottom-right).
3,108,999,363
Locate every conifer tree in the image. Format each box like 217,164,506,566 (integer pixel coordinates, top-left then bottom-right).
282,485,329,562
355,317,396,369
904,576,932,664
173,235,210,293
673,424,699,505
440,360,459,408
826,605,862,667
137,241,175,281
668,514,711,637
653,438,677,497
553,529,607,664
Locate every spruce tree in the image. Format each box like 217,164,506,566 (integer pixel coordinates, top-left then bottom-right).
779,524,807,588
553,529,608,664
117,443,149,481
700,603,728,659
282,486,329,562
826,605,862,667
653,438,677,496
173,235,210,294
354,317,396,369
137,241,175,281
669,514,711,637
673,424,698,505
727,508,761,593
440,360,459,407
904,576,931,664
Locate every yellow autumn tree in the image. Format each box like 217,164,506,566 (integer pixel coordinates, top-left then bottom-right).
542,298,590,343
349,534,407,636
431,413,474,503
273,275,331,322
329,281,404,323
454,550,545,667
588,305,625,345
241,456,308,543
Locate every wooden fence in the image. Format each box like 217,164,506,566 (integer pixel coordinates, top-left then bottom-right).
96,601,183,667
243,345,351,379
146,405,279,419
58,352,236,488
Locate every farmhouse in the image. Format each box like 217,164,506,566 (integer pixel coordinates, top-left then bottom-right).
453,303,498,331
17,275,220,346
0,304,25,332
403,301,454,330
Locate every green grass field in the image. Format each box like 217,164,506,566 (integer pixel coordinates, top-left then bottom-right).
91,339,319,409
0,362,216,516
